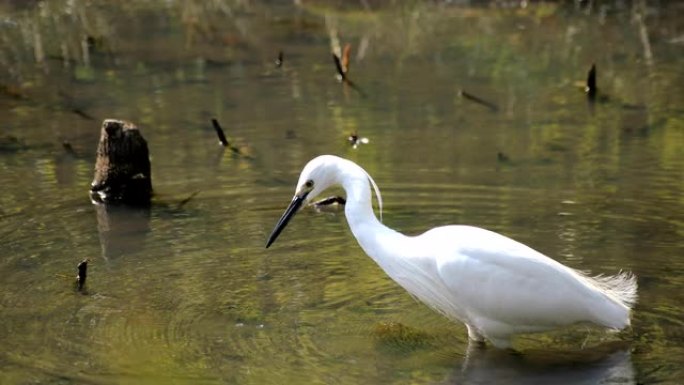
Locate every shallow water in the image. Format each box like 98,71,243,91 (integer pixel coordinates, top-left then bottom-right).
1,1,683,384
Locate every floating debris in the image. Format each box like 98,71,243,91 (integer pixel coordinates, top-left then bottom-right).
76,259,89,291
275,51,283,68
348,132,369,149
458,89,499,112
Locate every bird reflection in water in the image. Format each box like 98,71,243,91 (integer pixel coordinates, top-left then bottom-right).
447,341,634,385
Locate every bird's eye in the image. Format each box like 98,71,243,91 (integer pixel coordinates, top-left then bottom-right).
304,180,314,190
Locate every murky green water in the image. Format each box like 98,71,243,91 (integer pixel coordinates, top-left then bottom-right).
1,1,683,383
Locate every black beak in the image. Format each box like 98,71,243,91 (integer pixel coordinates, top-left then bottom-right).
265,192,308,248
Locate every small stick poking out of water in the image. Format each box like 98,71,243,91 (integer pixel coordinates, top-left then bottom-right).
332,53,346,82
586,64,597,100
275,51,283,68
211,118,230,147
458,89,499,112
210,118,253,158
332,53,365,97
76,259,89,291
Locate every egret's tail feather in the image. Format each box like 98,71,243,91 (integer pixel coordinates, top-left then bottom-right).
592,270,638,309
576,269,637,330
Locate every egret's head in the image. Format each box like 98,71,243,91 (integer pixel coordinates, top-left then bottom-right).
265,156,340,248
265,155,382,248
295,155,340,202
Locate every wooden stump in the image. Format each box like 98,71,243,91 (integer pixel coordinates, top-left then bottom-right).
90,119,152,205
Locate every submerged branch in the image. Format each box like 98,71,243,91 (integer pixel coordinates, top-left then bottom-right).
458,89,499,112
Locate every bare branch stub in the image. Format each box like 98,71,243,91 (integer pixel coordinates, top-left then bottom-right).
212,118,230,147
332,53,346,81
275,51,283,68
586,63,597,100
76,259,89,291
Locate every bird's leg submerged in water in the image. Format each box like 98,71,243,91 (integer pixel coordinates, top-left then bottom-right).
466,324,486,344
467,324,511,349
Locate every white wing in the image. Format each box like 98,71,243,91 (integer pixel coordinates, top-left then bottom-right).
415,226,631,336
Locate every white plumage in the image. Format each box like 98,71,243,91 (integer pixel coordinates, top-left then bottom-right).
266,155,637,348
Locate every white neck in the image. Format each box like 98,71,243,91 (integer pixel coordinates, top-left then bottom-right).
338,163,406,265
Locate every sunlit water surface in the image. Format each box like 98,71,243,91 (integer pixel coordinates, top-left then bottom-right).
1,1,683,384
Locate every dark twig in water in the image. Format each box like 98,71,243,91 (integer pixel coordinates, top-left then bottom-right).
58,90,96,120
586,64,597,100
583,64,613,105
177,191,200,209
211,118,230,147
71,108,96,121
76,259,89,291
275,51,283,68
62,140,77,156
211,119,254,159
619,102,646,111
344,79,365,97
459,90,499,112
332,53,346,81
497,152,510,163
332,53,365,97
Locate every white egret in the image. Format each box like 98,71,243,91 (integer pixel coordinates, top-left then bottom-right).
266,155,637,348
